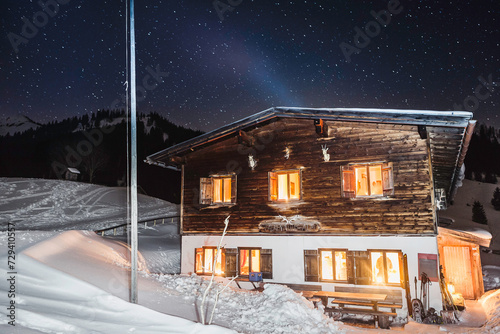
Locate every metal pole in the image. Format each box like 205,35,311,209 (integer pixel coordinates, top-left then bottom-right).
129,0,138,304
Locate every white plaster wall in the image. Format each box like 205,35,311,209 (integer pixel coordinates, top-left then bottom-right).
182,234,443,312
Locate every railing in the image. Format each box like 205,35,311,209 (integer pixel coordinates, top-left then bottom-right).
94,215,180,236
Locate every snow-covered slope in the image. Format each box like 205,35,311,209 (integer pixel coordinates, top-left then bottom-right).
441,179,500,250
0,231,231,334
0,115,41,136
0,178,179,231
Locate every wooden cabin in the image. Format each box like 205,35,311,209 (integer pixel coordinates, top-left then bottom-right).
146,107,475,321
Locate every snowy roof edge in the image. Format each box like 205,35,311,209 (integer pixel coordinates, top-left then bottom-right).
146,106,474,164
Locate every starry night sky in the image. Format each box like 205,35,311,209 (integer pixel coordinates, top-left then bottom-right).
1,0,499,132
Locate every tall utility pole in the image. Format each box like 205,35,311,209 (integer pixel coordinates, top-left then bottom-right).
129,0,138,304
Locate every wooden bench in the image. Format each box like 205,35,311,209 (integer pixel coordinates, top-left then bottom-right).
328,287,405,329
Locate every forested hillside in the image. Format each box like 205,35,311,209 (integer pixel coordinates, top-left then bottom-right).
465,124,500,183
0,110,202,203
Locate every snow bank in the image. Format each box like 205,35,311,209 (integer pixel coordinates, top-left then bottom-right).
0,178,179,231
0,255,232,334
483,266,500,291
106,223,181,274
0,230,233,334
479,289,500,333
155,274,346,334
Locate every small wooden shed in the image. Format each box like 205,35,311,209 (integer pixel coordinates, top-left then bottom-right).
437,227,491,300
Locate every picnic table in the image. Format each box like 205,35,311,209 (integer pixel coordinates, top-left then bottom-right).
299,290,399,329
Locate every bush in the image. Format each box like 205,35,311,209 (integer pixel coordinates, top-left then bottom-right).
492,187,500,211
472,201,488,224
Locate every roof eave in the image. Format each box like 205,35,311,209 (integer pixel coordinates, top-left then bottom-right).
146,107,474,166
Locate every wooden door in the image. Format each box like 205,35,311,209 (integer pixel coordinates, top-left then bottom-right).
442,246,474,299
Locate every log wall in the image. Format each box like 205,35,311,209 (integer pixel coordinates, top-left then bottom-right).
181,118,435,235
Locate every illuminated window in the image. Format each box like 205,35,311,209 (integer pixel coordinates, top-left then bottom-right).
370,251,401,285
239,248,261,276
269,170,301,201
320,249,347,281
200,175,236,205
305,249,404,287
195,247,225,275
213,177,232,203
342,162,393,198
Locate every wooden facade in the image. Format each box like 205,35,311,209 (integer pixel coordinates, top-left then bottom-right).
180,118,435,235
148,107,478,313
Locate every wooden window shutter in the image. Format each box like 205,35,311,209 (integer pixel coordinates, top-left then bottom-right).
398,252,405,287
199,177,212,205
268,172,277,201
304,250,319,282
353,251,371,285
230,175,237,204
341,166,355,198
261,249,273,279
346,251,355,284
195,248,203,274
382,163,394,196
224,248,238,278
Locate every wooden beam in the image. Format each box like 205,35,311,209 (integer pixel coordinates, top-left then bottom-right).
418,125,427,139
170,156,186,165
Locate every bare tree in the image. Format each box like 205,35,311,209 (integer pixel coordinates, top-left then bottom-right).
81,147,109,183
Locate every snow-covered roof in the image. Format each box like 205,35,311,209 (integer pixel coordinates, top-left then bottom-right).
146,106,475,201
439,226,492,247
67,167,80,174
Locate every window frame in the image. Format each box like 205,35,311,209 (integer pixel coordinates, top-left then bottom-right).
304,248,404,288
341,162,393,199
268,169,302,202
238,247,261,277
368,249,403,286
199,174,237,206
195,246,225,276
318,248,348,283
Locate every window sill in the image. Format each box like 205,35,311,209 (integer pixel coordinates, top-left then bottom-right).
200,203,237,209
267,200,306,209
196,273,225,277
319,279,349,284
349,196,392,201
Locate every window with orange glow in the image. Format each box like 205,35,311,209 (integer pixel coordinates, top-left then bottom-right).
320,249,347,281
355,165,383,196
342,162,393,198
213,177,231,203
269,170,301,201
195,247,225,275
239,248,261,276
370,251,401,285
199,175,236,205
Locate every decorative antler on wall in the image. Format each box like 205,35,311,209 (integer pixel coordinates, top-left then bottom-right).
284,146,291,160
321,144,330,162
248,154,258,170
